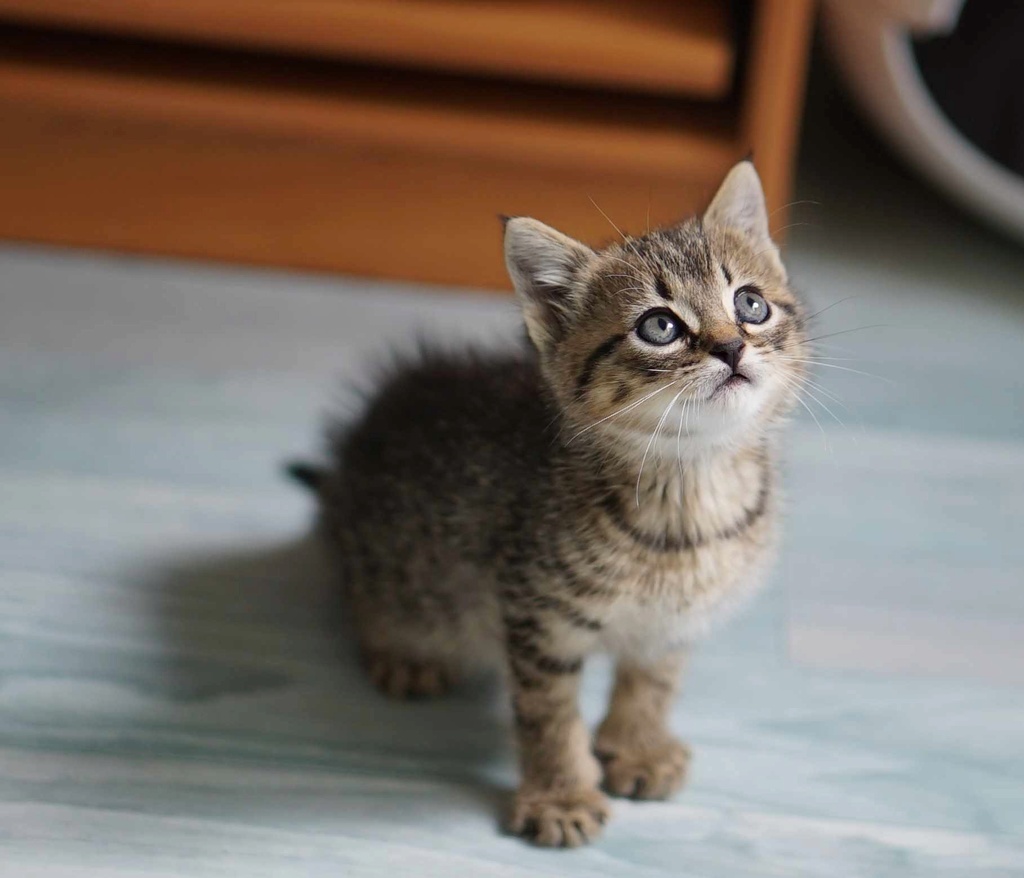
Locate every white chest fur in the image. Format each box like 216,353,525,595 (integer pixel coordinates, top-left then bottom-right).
598,560,769,661
596,495,777,661
580,444,779,661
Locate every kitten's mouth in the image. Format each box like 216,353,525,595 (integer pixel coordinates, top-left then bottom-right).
711,372,751,398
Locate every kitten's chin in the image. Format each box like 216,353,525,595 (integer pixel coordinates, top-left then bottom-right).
582,372,782,459
680,381,777,448
599,395,768,459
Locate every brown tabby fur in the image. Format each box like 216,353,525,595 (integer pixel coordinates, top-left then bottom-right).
291,162,808,847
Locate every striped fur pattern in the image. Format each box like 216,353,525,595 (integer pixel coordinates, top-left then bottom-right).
298,162,808,847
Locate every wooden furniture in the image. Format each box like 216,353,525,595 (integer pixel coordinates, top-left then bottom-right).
0,1,815,289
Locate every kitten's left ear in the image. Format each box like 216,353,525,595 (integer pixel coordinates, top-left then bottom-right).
704,160,773,247
704,160,785,277
503,217,593,352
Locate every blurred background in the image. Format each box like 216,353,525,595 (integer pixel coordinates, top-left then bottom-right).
0,2,1022,876
0,0,812,287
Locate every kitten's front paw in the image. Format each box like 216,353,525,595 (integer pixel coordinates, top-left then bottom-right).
508,786,610,848
594,735,692,800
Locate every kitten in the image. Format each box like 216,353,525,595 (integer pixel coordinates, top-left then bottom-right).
289,161,808,847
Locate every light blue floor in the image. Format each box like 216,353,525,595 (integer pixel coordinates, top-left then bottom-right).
1,76,1023,875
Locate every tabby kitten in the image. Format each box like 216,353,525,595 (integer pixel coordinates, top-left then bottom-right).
291,161,807,847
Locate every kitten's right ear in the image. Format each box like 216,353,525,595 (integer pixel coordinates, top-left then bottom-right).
503,217,593,351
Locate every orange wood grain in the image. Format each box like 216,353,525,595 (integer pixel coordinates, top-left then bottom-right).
0,0,735,98
0,27,737,179
0,0,816,289
0,106,731,289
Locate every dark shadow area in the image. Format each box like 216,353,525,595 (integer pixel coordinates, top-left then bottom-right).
121,532,512,822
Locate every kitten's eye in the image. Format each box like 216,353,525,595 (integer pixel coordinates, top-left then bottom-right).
636,309,684,345
734,286,771,324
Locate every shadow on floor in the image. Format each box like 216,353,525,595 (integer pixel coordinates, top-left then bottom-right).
129,533,512,821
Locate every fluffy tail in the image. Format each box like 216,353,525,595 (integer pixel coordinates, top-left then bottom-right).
284,460,328,493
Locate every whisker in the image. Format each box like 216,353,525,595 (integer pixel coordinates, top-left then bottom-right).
767,199,821,220
796,394,831,452
778,375,829,451
794,380,848,428
775,353,859,362
784,371,851,411
802,295,861,323
768,220,812,238
588,195,629,244
676,390,699,482
775,338,845,357
777,358,895,384
636,384,691,508
676,400,686,482
802,324,890,345
801,377,851,411
565,378,682,445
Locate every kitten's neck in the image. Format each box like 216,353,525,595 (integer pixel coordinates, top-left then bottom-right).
563,424,773,542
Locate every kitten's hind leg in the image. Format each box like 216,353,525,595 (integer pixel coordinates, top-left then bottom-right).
362,649,455,700
339,548,464,700
341,550,494,701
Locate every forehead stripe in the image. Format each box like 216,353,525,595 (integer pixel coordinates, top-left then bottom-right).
575,332,626,398
655,276,673,301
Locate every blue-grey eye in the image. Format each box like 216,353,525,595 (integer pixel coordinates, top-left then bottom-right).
735,286,770,324
636,309,684,345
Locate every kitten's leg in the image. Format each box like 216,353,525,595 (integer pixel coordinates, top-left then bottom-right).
343,553,476,700
505,621,609,848
594,649,691,800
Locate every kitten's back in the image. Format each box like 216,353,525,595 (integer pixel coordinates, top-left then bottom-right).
333,346,553,495
311,346,556,686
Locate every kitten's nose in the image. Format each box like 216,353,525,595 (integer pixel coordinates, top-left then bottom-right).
709,337,746,373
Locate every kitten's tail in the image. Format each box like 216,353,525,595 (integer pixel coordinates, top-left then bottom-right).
284,460,328,494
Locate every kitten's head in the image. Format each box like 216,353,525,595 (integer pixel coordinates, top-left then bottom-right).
503,161,808,454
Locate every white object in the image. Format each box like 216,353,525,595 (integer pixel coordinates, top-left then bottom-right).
824,0,1024,245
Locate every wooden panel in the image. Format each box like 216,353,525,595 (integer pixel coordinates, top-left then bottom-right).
0,0,735,98
0,26,737,179
741,0,816,226
0,2,819,288
0,106,731,289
